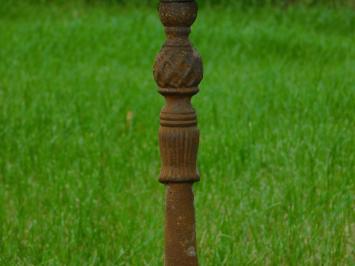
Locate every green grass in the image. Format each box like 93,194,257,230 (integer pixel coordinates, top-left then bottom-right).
0,3,354,265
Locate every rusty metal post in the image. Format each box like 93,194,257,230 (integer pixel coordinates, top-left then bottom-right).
153,0,203,265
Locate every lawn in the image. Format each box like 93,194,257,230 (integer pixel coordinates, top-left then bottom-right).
0,2,354,265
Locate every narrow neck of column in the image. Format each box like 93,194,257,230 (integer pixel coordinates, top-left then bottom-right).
165,183,198,266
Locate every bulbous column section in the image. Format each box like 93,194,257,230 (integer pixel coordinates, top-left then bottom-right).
153,0,203,265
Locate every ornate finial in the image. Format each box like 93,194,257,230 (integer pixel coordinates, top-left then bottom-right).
153,0,203,265
154,0,203,184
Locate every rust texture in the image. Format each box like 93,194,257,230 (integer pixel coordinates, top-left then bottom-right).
153,0,203,265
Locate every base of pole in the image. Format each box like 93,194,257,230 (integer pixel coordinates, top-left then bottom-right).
164,183,198,266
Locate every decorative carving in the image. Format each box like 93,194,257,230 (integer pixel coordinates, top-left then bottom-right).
154,47,203,89
159,127,199,183
154,0,203,183
153,0,203,265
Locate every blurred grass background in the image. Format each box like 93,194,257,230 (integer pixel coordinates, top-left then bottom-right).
1,0,354,6
0,0,354,265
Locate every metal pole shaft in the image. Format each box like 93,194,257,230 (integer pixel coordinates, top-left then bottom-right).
153,0,203,265
165,183,197,265
154,0,203,266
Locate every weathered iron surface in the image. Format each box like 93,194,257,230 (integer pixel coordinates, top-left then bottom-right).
153,0,203,265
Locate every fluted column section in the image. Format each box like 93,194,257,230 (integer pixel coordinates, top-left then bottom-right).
153,0,203,265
